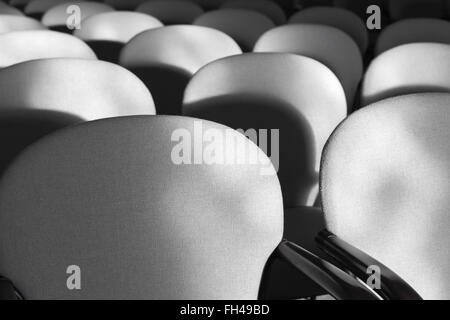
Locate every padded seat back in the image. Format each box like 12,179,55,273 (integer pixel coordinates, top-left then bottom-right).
194,9,275,52
183,53,347,207
136,0,204,25
220,0,286,25
289,6,368,54
0,58,155,120
42,1,114,31
321,93,450,300
120,25,242,115
362,43,450,106
0,30,96,68
254,24,363,109
0,116,283,299
375,18,450,55
74,11,162,62
0,15,46,34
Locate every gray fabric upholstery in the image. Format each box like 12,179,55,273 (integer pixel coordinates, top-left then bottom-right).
136,1,204,25
0,30,97,68
220,0,286,25
362,43,450,106
0,15,46,34
0,108,82,176
254,24,363,108
321,93,450,300
120,25,242,75
74,11,163,44
289,6,369,54
120,25,241,115
104,0,147,10
24,0,71,16
183,53,346,207
388,0,445,20
0,58,155,120
375,18,450,55
0,116,283,299
0,3,24,16
41,1,114,28
194,9,275,52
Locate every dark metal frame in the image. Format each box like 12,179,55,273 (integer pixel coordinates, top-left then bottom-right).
0,277,22,300
269,240,381,300
316,230,422,300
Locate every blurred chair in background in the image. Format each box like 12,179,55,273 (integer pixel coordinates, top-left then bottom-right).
375,18,450,55
24,0,76,20
289,6,369,54
74,11,162,63
136,0,204,25
362,43,450,106
0,58,155,120
388,0,445,20
0,15,46,34
254,24,363,110
220,0,286,25
120,25,242,115
0,2,24,15
9,0,31,11
194,9,275,52
104,0,146,10
41,1,114,33
0,30,97,68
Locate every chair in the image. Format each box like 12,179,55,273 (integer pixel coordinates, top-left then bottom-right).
9,0,31,11
0,109,82,177
0,30,96,68
319,93,450,300
194,9,275,52
119,25,242,115
289,6,369,54
388,0,445,20
220,0,286,25
333,0,388,18
0,58,155,120
254,24,363,109
104,0,146,10
375,18,450,55
0,115,378,299
0,15,46,34
183,53,347,208
197,0,225,10
136,0,204,25
181,52,350,299
74,11,162,63
362,43,450,106
0,3,23,15
24,0,71,20
41,1,114,32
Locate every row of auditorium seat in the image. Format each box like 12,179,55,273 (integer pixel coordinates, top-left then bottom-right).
1,16,449,110
0,0,449,300
8,0,450,20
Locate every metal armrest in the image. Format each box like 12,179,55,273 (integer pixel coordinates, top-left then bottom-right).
275,240,381,300
0,276,21,300
316,230,422,300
